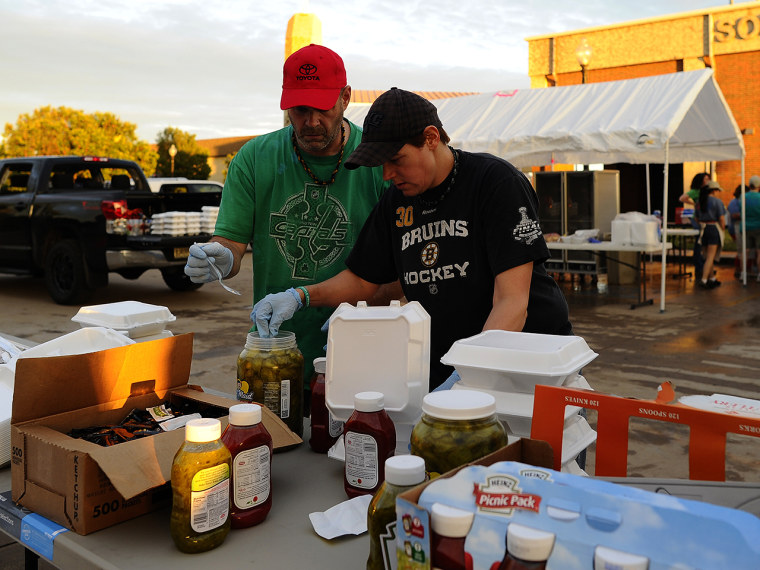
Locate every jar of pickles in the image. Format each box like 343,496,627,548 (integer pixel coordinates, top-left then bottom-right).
237,331,304,437
410,390,507,479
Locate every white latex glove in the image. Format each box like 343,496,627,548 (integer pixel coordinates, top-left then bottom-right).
184,243,234,283
251,288,303,337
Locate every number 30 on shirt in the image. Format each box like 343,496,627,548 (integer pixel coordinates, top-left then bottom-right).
396,206,413,227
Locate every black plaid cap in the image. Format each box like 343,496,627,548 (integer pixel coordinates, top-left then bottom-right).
344,88,443,170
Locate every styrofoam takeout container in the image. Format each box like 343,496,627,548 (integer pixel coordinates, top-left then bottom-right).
71,301,176,338
453,374,592,437
440,330,597,393
325,300,430,424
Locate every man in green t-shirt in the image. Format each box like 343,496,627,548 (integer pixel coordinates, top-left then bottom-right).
185,44,398,405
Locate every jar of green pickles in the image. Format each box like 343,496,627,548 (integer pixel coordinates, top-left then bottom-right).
410,390,507,479
237,331,304,437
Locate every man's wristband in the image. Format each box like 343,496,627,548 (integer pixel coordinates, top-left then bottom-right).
295,286,310,308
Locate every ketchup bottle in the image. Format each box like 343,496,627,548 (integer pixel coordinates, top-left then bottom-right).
431,502,474,570
494,522,555,570
220,403,273,528
309,357,343,453
343,391,396,498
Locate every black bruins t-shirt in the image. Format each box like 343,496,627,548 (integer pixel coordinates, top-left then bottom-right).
346,150,572,390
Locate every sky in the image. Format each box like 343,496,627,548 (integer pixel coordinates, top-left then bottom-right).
0,0,742,143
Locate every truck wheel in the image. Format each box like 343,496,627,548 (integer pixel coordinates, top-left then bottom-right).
161,267,204,292
44,240,95,305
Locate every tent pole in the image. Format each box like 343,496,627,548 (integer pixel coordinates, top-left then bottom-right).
742,156,747,286
660,144,670,313
645,164,651,215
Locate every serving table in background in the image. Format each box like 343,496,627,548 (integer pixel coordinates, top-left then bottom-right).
547,241,672,309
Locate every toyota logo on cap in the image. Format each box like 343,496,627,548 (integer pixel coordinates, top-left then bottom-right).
299,63,317,76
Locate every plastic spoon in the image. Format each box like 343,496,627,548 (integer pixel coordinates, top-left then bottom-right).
208,258,241,296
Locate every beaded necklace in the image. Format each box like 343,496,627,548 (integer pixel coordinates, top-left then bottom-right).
417,146,458,209
291,123,345,186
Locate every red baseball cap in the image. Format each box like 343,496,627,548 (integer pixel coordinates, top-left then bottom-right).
280,44,347,111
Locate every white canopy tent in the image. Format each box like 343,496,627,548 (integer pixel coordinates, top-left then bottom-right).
346,69,746,310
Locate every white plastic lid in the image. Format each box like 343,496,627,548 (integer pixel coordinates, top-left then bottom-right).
228,403,262,426
594,546,649,569
384,455,426,486
507,523,555,562
313,357,327,375
430,503,474,538
422,390,496,420
354,391,385,412
185,418,221,442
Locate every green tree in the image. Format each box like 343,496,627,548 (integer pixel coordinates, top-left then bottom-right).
1,106,157,174
155,127,211,179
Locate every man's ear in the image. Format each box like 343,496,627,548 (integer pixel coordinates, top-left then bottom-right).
423,125,441,149
340,85,352,110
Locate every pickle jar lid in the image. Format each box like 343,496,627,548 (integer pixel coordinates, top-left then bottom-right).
185,418,222,442
229,403,262,426
421,390,496,420
313,356,327,375
593,546,649,570
385,455,426,486
430,503,474,538
354,391,385,412
507,522,555,562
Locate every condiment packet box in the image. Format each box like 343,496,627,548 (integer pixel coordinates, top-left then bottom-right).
11,334,301,534
402,459,760,569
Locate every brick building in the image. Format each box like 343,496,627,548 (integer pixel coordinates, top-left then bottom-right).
527,2,760,213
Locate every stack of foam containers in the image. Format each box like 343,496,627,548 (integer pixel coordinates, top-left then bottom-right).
441,330,599,474
150,212,188,236
185,211,201,235
201,206,219,234
325,300,430,455
71,300,176,342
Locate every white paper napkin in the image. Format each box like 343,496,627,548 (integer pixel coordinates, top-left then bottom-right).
309,494,372,539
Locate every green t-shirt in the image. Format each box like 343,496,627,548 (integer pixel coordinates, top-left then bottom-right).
215,121,388,382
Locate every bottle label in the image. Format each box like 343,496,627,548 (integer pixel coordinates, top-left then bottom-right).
345,430,378,488
380,519,399,570
328,412,344,438
233,445,271,509
190,463,230,533
237,377,253,402
263,379,291,419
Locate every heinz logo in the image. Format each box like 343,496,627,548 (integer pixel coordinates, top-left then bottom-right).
473,475,542,515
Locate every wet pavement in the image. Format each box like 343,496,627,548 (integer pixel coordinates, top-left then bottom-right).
1,251,758,485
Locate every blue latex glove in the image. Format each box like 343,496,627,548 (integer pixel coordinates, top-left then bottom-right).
184,243,234,283
432,370,461,392
251,288,303,337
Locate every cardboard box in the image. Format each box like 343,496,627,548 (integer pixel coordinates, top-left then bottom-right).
10,334,301,534
406,460,760,569
396,439,553,569
530,382,760,481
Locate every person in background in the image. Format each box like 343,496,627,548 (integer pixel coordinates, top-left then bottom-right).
695,180,726,289
743,175,760,280
727,183,746,277
679,172,711,279
250,88,573,391
184,44,400,407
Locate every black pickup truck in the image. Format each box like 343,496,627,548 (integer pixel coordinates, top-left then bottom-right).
0,156,221,304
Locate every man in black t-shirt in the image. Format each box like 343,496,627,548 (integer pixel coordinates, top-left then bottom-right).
252,88,572,390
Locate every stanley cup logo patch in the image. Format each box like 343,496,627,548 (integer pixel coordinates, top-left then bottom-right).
512,207,542,245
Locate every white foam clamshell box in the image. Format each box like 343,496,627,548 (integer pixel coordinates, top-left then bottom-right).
440,330,598,393
325,300,430,424
71,301,176,338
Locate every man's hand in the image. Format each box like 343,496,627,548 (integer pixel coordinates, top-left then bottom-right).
251,288,303,337
184,243,234,283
